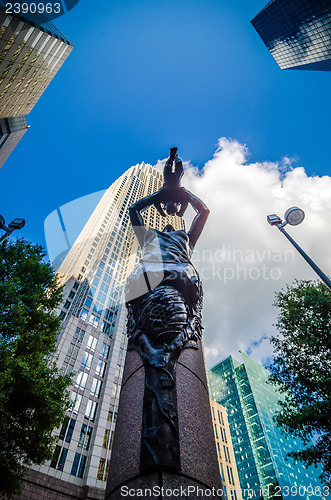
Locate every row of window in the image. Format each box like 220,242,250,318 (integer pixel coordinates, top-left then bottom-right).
58,282,80,321
50,445,86,478
58,418,92,451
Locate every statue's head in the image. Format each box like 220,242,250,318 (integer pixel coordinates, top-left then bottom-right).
163,224,175,233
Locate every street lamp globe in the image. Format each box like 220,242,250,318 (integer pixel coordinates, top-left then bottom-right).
284,207,305,226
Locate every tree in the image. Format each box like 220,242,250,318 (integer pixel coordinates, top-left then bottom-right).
0,238,71,497
269,280,331,486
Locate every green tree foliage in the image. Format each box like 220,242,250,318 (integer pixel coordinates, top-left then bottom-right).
269,280,331,485
0,238,71,497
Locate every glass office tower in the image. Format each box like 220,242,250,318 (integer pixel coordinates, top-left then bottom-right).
208,352,324,500
251,0,331,71
22,163,185,499
0,1,73,167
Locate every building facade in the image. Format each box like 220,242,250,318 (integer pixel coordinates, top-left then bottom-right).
210,399,243,500
251,0,331,71
208,352,324,500
22,163,185,498
0,1,73,167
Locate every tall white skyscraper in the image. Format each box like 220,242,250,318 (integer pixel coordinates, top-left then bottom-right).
25,162,185,499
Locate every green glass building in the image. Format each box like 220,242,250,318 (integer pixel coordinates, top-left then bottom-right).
208,352,325,500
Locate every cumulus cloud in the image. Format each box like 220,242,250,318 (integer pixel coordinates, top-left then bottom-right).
176,138,331,368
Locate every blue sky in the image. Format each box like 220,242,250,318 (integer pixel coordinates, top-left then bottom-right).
1,0,330,249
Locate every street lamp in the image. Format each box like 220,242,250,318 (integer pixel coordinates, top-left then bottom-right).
0,215,25,243
267,207,331,291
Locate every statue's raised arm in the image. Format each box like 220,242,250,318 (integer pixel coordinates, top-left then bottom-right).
129,148,209,250
180,188,210,249
129,192,161,247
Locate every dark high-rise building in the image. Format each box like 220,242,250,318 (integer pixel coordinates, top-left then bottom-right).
0,115,28,167
208,352,325,500
0,1,73,167
251,0,331,71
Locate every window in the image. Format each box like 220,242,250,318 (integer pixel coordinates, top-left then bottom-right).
57,448,68,471
59,311,66,320
78,455,86,478
227,466,234,485
100,282,109,294
97,458,105,480
85,296,92,308
66,343,79,362
78,424,92,451
96,360,106,377
90,378,102,397
73,327,85,343
86,335,97,352
103,429,110,448
75,371,88,390
71,453,80,476
59,416,69,440
50,445,61,469
85,399,97,421
101,342,110,358
107,405,114,422
81,352,93,370
73,282,79,290
108,432,114,450
80,308,88,320
219,462,225,482
111,383,118,398
66,419,76,443
97,291,106,304
70,392,82,413
102,321,111,335
89,313,99,327
93,302,103,315
64,300,71,309
69,291,75,299
224,446,231,463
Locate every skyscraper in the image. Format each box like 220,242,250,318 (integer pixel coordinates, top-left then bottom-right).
208,352,324,500
210,398,243,500
0,1,73,167
251,0,331,71
21,163,185,499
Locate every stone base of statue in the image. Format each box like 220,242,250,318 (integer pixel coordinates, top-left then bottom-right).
105,343,221,500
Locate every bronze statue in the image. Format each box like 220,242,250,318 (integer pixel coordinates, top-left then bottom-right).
126,148,209,473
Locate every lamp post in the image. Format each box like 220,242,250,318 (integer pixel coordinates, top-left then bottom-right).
267,207,331,291
0,215,25,244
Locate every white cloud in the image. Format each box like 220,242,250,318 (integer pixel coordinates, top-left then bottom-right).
175,138,331,368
